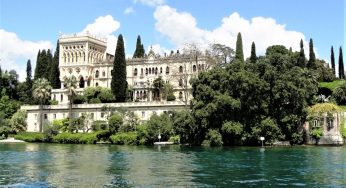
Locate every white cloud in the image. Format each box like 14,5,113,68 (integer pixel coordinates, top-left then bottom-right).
0,29,52,81
134,0,164,7
154,5,309,58
124,7,135,15
81,15,120,55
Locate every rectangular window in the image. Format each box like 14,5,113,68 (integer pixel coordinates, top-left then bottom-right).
142,111,145,118
44,114,48,119
101,113,105,118
53,114,56,119
91,113,94,120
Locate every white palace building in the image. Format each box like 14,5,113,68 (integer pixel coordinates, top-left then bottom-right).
22,33,210,132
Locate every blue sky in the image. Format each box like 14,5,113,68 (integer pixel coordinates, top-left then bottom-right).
0,0,345,80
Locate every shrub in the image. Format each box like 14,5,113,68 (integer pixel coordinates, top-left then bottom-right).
49,100,58,105
310,128,323,140
108,114,123,134
98,88,116,103
73,95,86,104
168,135,180,144
89,98,102,104
92,120,108,131
166,94,176,101
52,132,97,144
14,132,45,142
203,129,223,146
110,132,138,145
96,130,112,141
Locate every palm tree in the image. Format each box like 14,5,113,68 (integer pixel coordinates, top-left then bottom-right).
64,76,78,128
33,78,52,132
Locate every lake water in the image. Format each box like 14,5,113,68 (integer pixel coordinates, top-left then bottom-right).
0,143,345,187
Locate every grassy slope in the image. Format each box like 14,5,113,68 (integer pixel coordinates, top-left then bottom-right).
319,80,344,91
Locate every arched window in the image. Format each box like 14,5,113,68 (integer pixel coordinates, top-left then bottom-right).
179,66,183,73
79,77,85,88
134,68,138,76
140,91,143,99
95,70,99,78
146,68,148,75
95,82,99,87
136,91,139,99
149,68,152,74
179,92,183,99
193,65,197,72
60,94,63,102
160,67,163,74
198,64,201,70
166,66,170,74
179,78,183,87
144,91,147,99
141,68,143,75
102,71,106,77
155,67,158,75
202,64,205,70
83,52,86,62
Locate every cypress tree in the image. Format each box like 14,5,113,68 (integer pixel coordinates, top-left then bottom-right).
45,49,53,80
25,59,33,103
111,34,127,102
34,50,42,79
133,35,145,58
235,32,244,62
250,42,257,63
331,46,336,76
0,66,2,96
307,38,316,69
339,47,345,79
50,41,61,89
297,39,305,67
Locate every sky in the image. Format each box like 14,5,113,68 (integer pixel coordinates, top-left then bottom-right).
0,0,345,81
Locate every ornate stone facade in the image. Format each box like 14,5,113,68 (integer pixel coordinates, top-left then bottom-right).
53,34,208,104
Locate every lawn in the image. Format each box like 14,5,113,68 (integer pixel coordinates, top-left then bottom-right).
319,80,345,91
340,106,346,112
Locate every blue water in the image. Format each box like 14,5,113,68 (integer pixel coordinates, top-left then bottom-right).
0,143,345,187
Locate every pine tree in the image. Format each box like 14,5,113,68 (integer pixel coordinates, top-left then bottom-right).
250,42,257,63
235,32,244,62
331,46,336,76
297,39,305,67
307,38,316,69
111,34,127,102
34,50,42,79
339,46,345,79
50,41,61,89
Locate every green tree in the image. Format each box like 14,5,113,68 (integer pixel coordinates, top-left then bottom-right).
45,49,53,80
339,47,345,79
133,35,145,58
235,32,244,62
297,39,306,67
250,41,257,64
221,121,243,145
145,113,173,144
307,38,316,69
332,81,346,105
33,78,52,132
10,110,27,133
331,46,336,76
0,94,20,119
34,50,41,79
108,114,123,134
50,41,61,89
111,34,127,102
64,76,78,128
153,76,164,101
173,110,199,145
